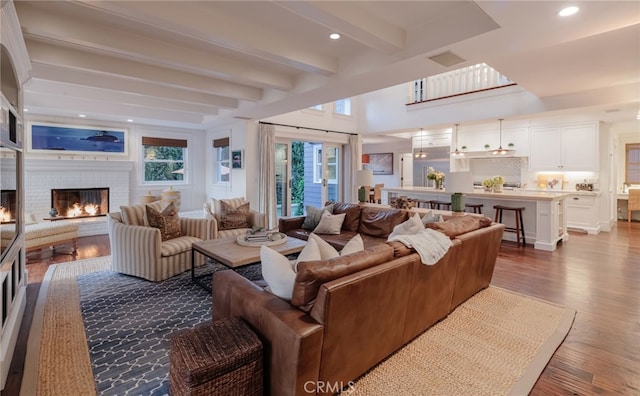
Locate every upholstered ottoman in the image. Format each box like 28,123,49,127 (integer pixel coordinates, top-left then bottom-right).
170,317,263,396
1,220,79,254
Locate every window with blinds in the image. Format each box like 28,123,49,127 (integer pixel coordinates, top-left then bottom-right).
626,143,640,184
214,138,230,183
142,137,187,183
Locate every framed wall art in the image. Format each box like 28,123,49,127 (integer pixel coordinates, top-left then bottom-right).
28,122,127,155
364,152,393,175
231,149,244,169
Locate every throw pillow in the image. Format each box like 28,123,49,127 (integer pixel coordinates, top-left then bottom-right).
146,202,181,241
302,204,334,230
313,211,346,235
308,232,364,259
421,210,443,226
388,212,423,240
308,233,339,260
261,238,321,300
340,233,364,256
219,201,250,230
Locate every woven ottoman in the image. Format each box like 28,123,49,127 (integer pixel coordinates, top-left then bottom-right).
170,317,263,396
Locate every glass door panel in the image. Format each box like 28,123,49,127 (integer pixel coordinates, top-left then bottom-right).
275,143,289,217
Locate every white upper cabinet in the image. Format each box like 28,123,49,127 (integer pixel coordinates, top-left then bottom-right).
529,122,598,171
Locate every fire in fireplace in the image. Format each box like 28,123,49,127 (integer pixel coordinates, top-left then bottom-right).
0,190,16,223
51,187,109,219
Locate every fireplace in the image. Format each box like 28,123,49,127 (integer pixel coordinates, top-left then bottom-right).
0,190,16,223
51,187,109,219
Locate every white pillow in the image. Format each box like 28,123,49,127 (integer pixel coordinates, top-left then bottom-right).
388,212,423,240
308,232,364,259
340,234,364,256
313,211,346,235
308,233,340,260
261,238,321,300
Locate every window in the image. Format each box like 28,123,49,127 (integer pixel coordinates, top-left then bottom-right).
626,143,640,184
214,138,230,183
312,144,338,184
309,104,323,111
142,137,186,183
313,144,322,183
334,98,351,116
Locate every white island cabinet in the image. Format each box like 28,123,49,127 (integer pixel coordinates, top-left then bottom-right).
382,187,569,251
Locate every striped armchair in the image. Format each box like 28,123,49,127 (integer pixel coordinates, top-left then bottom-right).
108,202,214,282
203,197,266,239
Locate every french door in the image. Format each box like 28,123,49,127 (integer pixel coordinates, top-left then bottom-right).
275,140,341,217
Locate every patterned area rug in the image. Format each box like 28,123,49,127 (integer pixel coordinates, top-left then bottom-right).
77,260,263,396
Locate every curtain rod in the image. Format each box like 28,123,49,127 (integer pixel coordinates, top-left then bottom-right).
259,121,357,136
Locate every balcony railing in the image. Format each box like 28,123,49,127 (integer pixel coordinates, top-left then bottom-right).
408,63,514,104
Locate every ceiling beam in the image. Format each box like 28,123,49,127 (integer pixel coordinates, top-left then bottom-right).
30,63,239,109
16,2,294,91
73,0,339,75
25,39,263,101
274,1,406,53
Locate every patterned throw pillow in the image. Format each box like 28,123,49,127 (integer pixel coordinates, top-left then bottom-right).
219,201,250,230
146,202,181,241
302,204,334,230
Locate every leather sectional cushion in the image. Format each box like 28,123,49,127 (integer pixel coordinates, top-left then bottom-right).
426,215,492,238
330,202,362,232
291,244,394,310
358,207,409,238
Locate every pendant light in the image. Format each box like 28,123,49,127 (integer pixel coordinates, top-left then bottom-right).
415,128,427,158
491,118,514,155
450,124,464,157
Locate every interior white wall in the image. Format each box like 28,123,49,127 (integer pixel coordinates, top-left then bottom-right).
23,115,208,212
362,140,412,188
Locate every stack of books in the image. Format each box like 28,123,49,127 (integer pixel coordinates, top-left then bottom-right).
245,230,273,242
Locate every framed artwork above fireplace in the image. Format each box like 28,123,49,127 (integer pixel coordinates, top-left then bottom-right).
27,122,128,156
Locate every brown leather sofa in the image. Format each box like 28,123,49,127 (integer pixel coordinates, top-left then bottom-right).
212,204,505,396
279,203,409,250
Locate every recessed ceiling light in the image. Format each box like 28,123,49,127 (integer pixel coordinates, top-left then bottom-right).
127,119,133,122
79,114,86,118
329,33,341,40
558,6,579,17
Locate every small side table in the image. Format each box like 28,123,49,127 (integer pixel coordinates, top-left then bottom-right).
170,317,263,396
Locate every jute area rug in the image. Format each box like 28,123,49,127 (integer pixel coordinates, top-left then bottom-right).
24,257,575,396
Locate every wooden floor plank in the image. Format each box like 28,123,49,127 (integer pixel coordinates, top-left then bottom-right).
4,221,640,395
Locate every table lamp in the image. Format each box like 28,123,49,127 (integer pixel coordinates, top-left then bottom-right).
446,171,473,212
355,169,374,203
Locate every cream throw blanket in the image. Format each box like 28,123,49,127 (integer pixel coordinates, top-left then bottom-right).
388,229,452,265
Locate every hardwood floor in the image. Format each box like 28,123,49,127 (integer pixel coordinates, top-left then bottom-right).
4,224,639,395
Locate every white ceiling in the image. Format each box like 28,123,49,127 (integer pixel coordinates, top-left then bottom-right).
13,1,640,133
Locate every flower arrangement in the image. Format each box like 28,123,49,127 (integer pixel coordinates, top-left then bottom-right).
426,167,445,182
492,175,505,185
481,178,495,189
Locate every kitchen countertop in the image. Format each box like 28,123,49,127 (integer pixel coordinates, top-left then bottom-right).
521,189,601,197
383,187,568,201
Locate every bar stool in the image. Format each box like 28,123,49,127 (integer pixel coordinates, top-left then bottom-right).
430,200,451,210
413,199,433,209
493,205,526,246
465,203,484,214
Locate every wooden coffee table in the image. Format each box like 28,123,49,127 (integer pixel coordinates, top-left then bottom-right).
191,235,306,292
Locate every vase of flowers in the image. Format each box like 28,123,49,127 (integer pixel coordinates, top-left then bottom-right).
481,178,494,192
427,167,445,189
492,175,505,193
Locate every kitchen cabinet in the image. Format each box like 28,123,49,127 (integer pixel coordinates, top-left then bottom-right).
529,122,598,171
565,193,601,234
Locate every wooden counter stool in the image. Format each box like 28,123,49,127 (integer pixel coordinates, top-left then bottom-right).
413,199,433,209
493,205,526,246
465,203,484,214
430,200,451,210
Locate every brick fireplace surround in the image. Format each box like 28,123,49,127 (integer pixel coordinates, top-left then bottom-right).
24,159,134,236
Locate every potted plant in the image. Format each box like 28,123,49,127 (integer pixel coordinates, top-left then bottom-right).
484,144,490,149
461,145,468,151
507,143,515,148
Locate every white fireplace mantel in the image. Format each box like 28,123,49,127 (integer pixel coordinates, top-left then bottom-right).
25,159,135,173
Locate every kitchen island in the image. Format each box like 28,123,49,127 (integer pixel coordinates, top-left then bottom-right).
382,187,569,251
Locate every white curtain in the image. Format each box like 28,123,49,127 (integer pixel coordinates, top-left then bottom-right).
347,134,361,203
258,123,278,229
